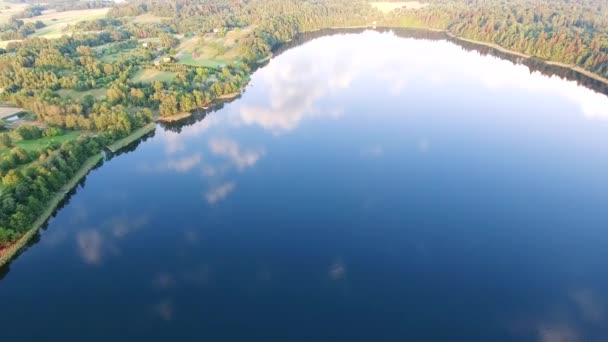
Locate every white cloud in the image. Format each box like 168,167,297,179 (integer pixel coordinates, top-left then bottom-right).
77,230,103,265
205,182,236,204
209,138,264,170
361,145,384,158
166,154,202,173
571,289,605,323
538,324,580,342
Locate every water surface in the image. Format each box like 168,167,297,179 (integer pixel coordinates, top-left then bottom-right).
2,30,608,341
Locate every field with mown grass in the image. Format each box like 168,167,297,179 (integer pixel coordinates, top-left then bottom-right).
23,8,110,39
175,28,253,68
0,131,83,157
131,69,177,83
57,88,107,101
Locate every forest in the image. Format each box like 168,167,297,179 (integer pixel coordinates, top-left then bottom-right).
0,0,606,249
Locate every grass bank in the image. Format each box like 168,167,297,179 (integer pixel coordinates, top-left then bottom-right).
106,123,156,153
157,112,192,123
0,153,103,268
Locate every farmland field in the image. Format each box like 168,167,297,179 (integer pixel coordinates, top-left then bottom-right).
14,131,82,152
131,69,177,83
24,8,110,39
0,1,29,24
56,88,107,101
175,28,253,68
132,13,170,24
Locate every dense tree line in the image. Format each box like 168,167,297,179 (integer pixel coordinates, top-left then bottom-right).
0,136,102,245
382,0,608,78
1,0,608,247
0,17,44,40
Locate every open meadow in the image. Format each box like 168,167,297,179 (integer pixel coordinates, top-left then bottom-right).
131,69,177,83
175,28,253,68
0,1,29,24
23,8,110,39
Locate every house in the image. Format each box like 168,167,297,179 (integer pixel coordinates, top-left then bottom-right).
142,42,149,48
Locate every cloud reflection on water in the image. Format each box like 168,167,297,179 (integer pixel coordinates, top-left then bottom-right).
76,230,103,265
76,214,150,265
208,138,264,171
205,182,236,204
235,31,608,138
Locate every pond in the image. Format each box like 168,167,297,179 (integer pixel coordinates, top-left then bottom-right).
2,29,608,341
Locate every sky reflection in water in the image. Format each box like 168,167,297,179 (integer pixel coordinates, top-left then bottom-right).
1,31,608,341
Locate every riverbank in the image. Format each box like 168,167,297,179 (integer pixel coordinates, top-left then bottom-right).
217,92,241,100
444,30,608,86
308,26,608,88
106,122,156,153
157,112,192,123
0,122,159,268
444,31,530,59
0,153,103,268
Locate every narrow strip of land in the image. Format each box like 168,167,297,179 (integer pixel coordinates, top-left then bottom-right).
0,123,156,267
106,122,156,153
0,154,103,267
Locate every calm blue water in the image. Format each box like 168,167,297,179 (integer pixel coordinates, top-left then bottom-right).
2,31,608,341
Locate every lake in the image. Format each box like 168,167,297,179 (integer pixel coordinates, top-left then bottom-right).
2,29,608,341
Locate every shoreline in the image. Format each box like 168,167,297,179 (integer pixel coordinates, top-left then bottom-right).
307,26,608,88
444,31,529,59
0,122,157,268
106,122,156,153
157,112,192,123
3,25,608,269
443,31,608,86
0,153,103,268
155,92,242,124
217,92,241,100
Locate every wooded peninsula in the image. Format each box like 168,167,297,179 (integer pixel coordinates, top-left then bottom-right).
0,0,607,264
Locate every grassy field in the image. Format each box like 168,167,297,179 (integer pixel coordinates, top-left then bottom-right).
57,88,107,101
23,8,110,39
0,1,29,24
177,54,226,69
131,69,177,83
175,28,253,68
0,153,103,268
98,42,148,63
0,39,19,48
16,131,82,152
132,13,170,24
0,131,82,158
371,1,428,13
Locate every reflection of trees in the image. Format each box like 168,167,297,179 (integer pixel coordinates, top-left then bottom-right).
279,27,608,96
107,131,157,159
158,94,244,133
162,27,607,135
447,35,608,95
0,158,107,279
